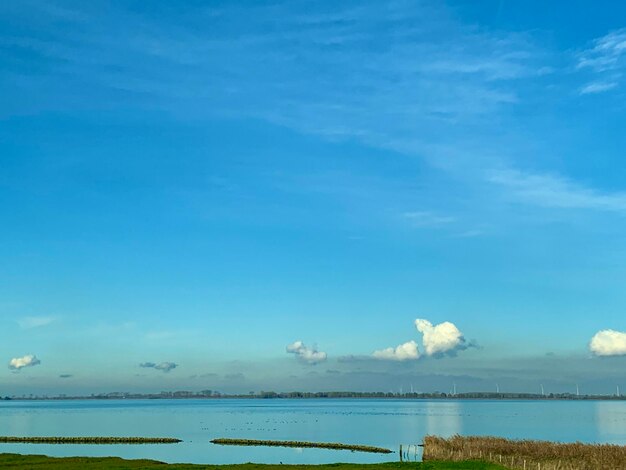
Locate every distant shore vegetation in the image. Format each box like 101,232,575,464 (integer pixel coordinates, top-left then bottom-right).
2,390,624,401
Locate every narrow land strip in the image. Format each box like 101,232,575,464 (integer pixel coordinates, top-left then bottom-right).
0,436,181,444
0,454,507,469
211,438,392,454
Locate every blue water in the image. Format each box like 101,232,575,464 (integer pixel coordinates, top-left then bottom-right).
1,399,625,464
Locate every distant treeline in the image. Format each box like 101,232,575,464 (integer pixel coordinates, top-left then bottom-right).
3,391,625,401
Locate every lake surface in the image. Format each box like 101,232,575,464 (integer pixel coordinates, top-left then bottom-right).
1,399,625,464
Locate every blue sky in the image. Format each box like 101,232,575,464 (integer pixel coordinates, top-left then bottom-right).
2,0,626,395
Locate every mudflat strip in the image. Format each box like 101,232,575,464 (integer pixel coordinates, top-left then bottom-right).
210,438,393,454
0,436,182,444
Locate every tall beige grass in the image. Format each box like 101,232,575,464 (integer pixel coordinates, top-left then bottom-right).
423,435,626,470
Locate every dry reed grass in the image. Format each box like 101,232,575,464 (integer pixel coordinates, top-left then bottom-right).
423,435,626,470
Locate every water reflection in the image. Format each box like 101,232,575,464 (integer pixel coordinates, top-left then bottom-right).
5,411,33,437
426,401,462,437
595,401,626,444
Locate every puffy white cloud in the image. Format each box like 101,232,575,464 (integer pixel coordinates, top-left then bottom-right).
9,354,41,371
590,329,626,357
415,319,467,356
286,341,327,365
140,361,178,372
373,340,419,361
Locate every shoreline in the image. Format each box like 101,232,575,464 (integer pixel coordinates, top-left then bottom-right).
0,436,181,445
0,454,506,469
3,394,626,402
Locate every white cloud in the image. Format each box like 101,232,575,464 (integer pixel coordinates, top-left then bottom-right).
488,168,626,213
8,354,41,371
373,340,419,361
17,316,54,329
579,81,618,95
578,28,626,73
3,1,541,166
415,319,467,356
139,361,178,372
576,29,626,93
286,341,327,365
590,329,626,357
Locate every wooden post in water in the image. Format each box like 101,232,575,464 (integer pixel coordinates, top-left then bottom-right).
399,444,403,462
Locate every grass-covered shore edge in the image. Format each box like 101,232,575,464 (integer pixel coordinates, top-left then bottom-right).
211,438,392,454
0,436,181,444
0,453,507,469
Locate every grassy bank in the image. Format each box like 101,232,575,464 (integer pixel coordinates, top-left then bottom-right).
211,438,392,454
423,435,626,470
0,436,181,444
0,453,507,469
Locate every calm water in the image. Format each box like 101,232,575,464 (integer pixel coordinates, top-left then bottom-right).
1,399,625,464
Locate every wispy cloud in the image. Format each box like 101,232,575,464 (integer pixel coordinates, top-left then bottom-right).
488,168,626,212
0,1,540,151
224,372,245,381
577,29,626,93
17,316,54,329
579,81,618,95
1,0,569,233
577,28,626,73
139,361,178,373
452,229,484,238
402,211,455,228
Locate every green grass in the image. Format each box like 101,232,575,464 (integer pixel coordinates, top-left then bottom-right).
0,454,507,469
